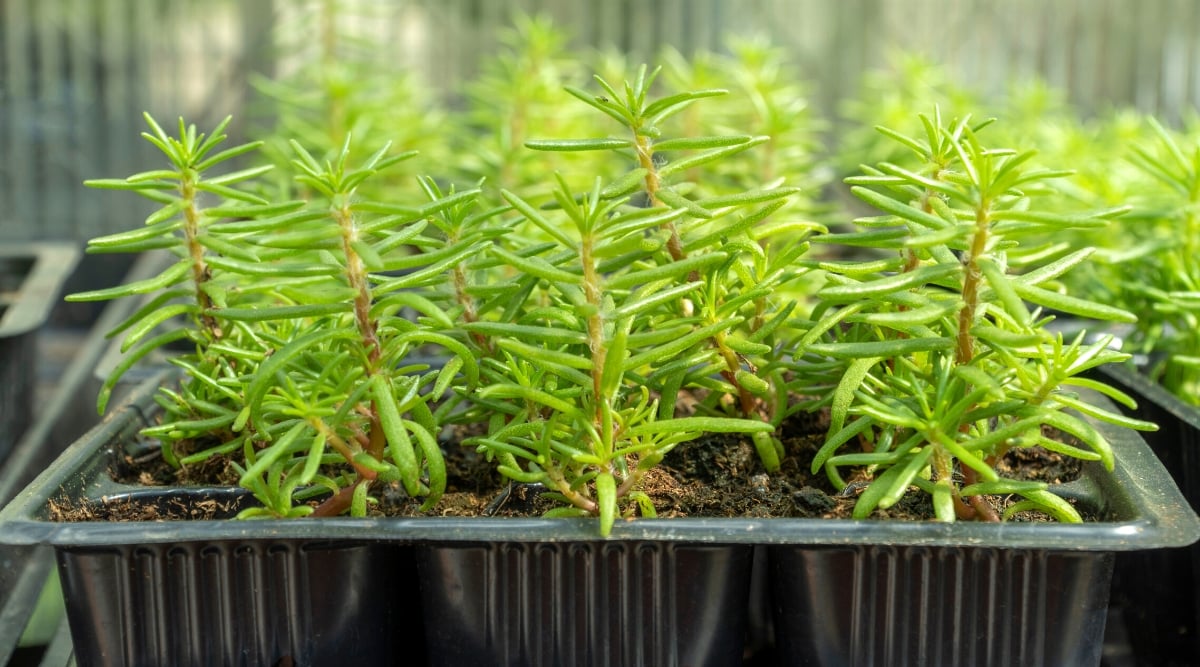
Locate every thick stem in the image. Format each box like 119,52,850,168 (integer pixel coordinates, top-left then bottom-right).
956,202,991,365
453,262,492,354
582,233,606,424
335,201,382,370
334,200,387,462
634,133,686,263
715,333,758,416
961,465,1000,522
548,466,598,513
180,174,220,339
309,417,378,480
311,479,364,517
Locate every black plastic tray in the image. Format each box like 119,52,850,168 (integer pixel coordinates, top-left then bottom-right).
0,375,1197,666
2,373,1195,549
0,243,79,463
1093,363,1200,666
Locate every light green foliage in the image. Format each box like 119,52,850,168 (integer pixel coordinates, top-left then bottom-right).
76,24,1159,534
77,116,483,519
451,13,605,203
250,0,445,200
1091,120,1200,403
466,66,812,534
661,37,826,205
836,53,981,177
795,110,1154,522
471,180,772,535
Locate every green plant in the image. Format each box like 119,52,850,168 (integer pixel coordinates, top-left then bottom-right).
835,52,980,178
251,0,444,200
464,66,813,534
661,36,826,207
450,13,602,202
1097,119,1200,404
794,109,1156,522
70,114,483,518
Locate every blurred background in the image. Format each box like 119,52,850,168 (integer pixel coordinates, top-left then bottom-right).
3,0,1200,246
2,2,1200,664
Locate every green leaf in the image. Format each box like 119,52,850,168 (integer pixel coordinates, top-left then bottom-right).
1014,489,1083,523
971,325,1043,348
611,282,701,319
623,319,740,371
596,472,617,536
195,181,268,204
1011,283,1136,323
85,220,181,251
1053,393,1158,432
216,303,353,322
119,303,195,352
84,178,174,192
66,260,190,302
501,189,576,248
490,246,582,284
852,461,912,518
989,209,1110,229
656,188,714,218
695,186,800,209
193,140,267,172
959,479,1048,497
524,138,632,152
463,322,587,345
830,357,880,435
626,416,774,436
247,329,353,425
846,301,960,327
818,263,960,301
405,419,446,510
478,384,584,421
1033,408,1114,471
653,135,752,151
98,329,190,414
812,417,875,473
600,168,650,199
657,137,766,178
205,165,274,187
806,337,953,359
564,85,634,126
600,319,630,402
977,257,1030,327
240,422,307,483
850,185,949,230
374,375,422,497
1011,247,1095,287
606,252,726,289
497,338,591,370
877,446,936,510
643,88,727,124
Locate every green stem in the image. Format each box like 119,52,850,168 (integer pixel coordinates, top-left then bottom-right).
180,171,220,340
956,201,991,365
634,132,686,262
334,198,387,462
582,232,607,426
335,200,381,370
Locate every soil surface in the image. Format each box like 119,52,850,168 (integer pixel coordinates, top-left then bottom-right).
52,411,1087,524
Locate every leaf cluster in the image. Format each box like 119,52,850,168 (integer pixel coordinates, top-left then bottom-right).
794,110,1155,522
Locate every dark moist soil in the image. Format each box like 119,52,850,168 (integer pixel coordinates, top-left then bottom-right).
57,411,1087,523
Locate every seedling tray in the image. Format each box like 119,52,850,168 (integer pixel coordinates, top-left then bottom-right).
1092,363,1200,666
0,243,79,463
0,375,1196,666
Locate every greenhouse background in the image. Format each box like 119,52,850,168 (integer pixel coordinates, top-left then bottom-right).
3,0,1200,244
3,2,1200,665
